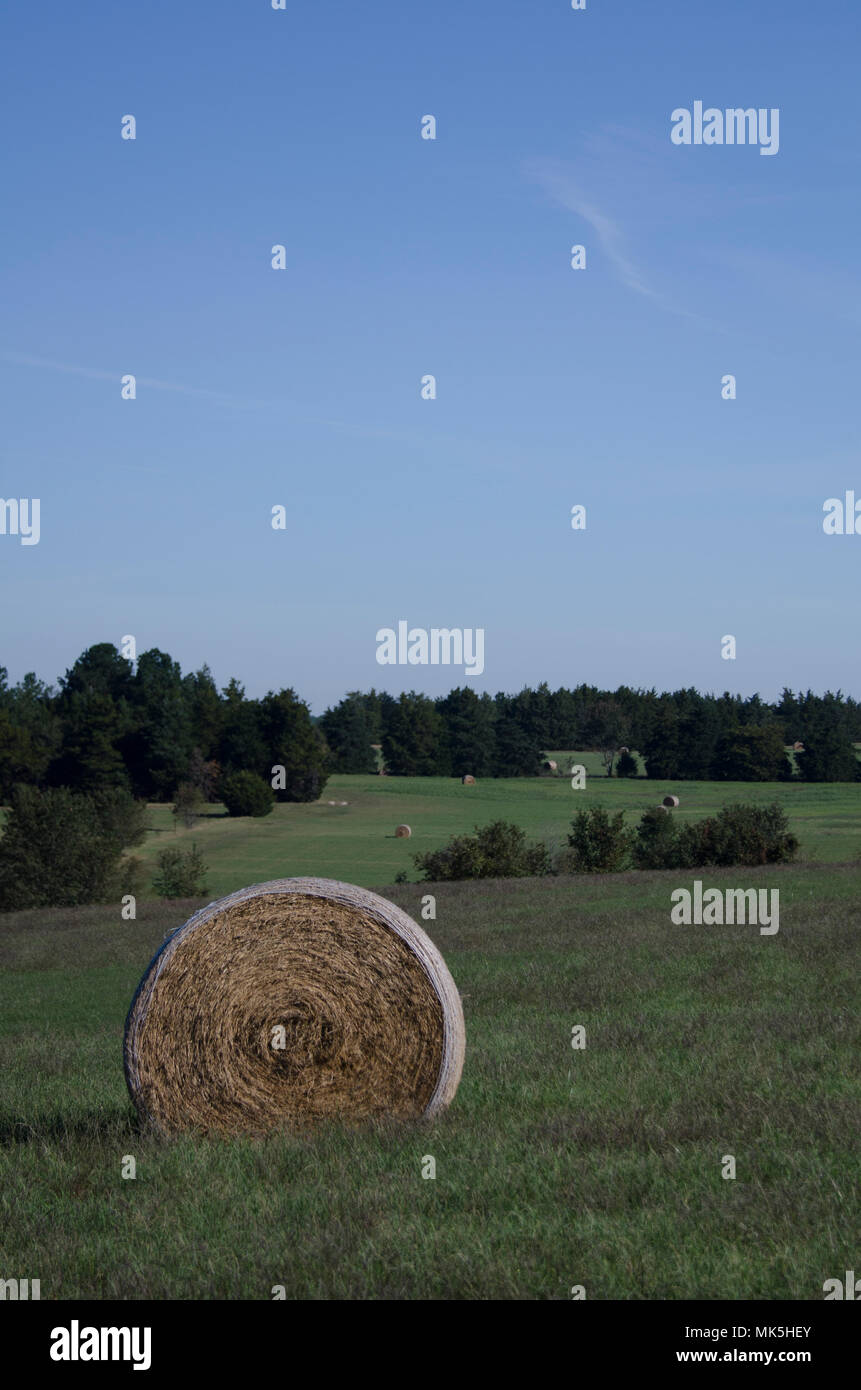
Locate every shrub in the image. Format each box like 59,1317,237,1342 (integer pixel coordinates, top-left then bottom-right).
615,750,639,778
566,806,631,873
679,802,799,867
152,844,209,898
414,819,551,882
0,784,147,911
219,769,275,818
104,854,148,900
173,781,202,829
632,807,685,869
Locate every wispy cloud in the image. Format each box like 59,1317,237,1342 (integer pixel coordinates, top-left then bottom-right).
1,352,268,409
526,155,730,332
526,159,660,300
0,350,530,474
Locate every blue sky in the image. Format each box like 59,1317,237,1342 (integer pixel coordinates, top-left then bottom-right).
2,0,859,711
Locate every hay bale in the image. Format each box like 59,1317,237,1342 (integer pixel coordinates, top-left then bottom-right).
395,824,412,838
543,759,557,771
124,878,465,1136
461,774,475,785
793,741,805,752
656,804,670,813
662,795,680,808
619,746,629,754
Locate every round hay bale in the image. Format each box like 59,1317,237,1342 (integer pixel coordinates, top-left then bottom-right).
124,878,465,1136
395,824,411,838
662,795,680,808
793,741,804,752
461,774,476,785
656,804,670,813
619,746,629,754
543,759,558,771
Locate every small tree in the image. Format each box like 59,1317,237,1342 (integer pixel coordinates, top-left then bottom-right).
152,844,208,898
186,747,220,802
616,750,639,778
172,781,202,829
566,806,631,873
219,769,275,818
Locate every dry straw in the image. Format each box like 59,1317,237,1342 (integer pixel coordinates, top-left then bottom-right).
124,878,465,1137
662,795,680,807
395,824,412,838
543,759,558,772
461,774,476,785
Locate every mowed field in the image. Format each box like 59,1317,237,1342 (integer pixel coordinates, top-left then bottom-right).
130,763,861,898
0,771,858,1299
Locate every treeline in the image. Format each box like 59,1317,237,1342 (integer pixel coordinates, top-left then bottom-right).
1,644,860,801
0,644,327,803
322,685,861,782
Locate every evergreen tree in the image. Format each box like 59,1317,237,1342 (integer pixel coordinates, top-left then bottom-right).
436,687,497,778
381,692,447,775
320,693,377,773
640,698,681,779
49,691,131,792
218,678,268,777
260,688,329,801
711,724,791,781
492,693,542,776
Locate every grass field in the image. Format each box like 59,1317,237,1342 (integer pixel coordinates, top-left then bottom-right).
1,773,858,1299
132,766,861,899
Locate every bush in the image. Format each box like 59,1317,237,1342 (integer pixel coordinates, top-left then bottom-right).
0,784,147,911
152,844,209,898
632,807,685,870
414,819,552,881
219,769,275,818
615,750,639,778
566,806,631,873
679,802,799,867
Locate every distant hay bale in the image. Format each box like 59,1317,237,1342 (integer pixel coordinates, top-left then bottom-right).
543,760,558,772
619,746,629,754
662,795,680,808
395,824,412,838
793,741,805,752
461,774,476,785
124,878,465,1136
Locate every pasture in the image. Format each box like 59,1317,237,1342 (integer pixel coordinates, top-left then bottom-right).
131,766,861,898
0,773,858,1299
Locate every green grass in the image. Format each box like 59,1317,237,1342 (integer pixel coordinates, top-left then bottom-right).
132,767,861,898
0,862,858,1299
